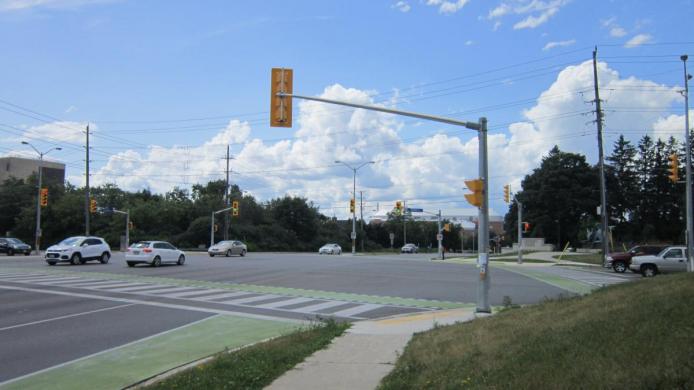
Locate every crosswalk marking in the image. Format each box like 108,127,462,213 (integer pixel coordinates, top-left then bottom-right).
217,294,281,305
140,286,202,295
254,297,316,309
293,300,349,314
102,284,168,292
193,291,254,301
331,303,381,318
35,277,89,284
81,282,149,290
164,289,227,298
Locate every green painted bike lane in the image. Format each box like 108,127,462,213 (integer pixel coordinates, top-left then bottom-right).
1,315,300,390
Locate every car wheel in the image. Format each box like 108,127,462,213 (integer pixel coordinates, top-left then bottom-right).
47,261,56,266
226,249,232,257
152,256,161,267
177,255,185,265
641,264,657,277
7,249,14,256
99,252,110,264
209,254,214,257
24,252,30,256
127,262,135,267
613,261,627,273
70,253,82,265
240,250,246,257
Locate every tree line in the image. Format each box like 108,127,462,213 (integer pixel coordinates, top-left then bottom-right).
0,177,465,252
504,133,690,250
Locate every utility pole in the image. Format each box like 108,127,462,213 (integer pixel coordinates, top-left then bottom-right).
85,124,90,236
681,55,694,272
403,200,407,245
334,161,373,255
224,145,231,241
360,191,365,252
477,118,490,313
437,210,442,260
517,201,523,264
592,48,609,266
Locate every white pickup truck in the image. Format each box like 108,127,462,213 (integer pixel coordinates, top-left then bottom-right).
629,246,688,277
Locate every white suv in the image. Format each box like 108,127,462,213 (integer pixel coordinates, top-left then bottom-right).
45,236,112,266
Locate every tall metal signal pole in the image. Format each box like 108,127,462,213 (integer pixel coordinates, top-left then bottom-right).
224,145,231,241
681,55,694,272
85,124,91,236
592,48,609,264
270,68,491,313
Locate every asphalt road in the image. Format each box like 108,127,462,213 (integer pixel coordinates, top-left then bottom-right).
0,251,583,385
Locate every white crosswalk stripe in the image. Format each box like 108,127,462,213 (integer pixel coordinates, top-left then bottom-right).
331,303,382,318
254,297,316,309
293,300,351,314
82,282,152,290
217,294,283,305
191,291,253,301
164,289,228,298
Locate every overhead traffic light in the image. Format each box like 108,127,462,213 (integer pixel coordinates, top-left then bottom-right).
89,199,97,213
503,184,511,203
350,198,356,213
40,188,48,207
232,200,239,216
464,179,483,208
395,201,402,211
668,153,679,183
443,223,451,232
270,68,293,127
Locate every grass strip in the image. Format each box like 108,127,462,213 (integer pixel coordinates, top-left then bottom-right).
143,319,349,390
379,272,694,389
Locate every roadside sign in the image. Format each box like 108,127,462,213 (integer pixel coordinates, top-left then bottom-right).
436,233,443,241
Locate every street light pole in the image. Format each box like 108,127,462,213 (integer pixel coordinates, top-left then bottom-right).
682,55,694,272
335,160,374,255
21,142,61,255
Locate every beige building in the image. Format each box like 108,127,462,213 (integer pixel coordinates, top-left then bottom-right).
0,156,65,185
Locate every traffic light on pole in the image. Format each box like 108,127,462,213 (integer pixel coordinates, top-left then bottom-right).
350,198,356,213
444,223,451,232
232,200,239,216
270,68,293,127
464,179,483,208
89,199,97,213
668,153,679,183
40,188,48,207
503,184,511,203
523,222,530,233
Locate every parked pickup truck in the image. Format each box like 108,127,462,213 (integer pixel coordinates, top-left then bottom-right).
605,245,666,273
629,246,689,277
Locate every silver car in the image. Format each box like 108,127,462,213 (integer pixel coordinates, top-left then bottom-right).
125,241,186,267
209,240,247,257
629,246,688,277
319,243,342,255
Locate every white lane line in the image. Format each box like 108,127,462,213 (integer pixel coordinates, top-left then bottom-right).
82,282,151,290
0,315,221,388
141,286,203,295
217,294,282,305
254,297,316,309
0,303,136,332
0,273,40,278
192,291,253,301
0,276,58,283
32,277,90,285
105,284,166,292
292,300,348,313
331,303,382,318
43,279,108,286
60,280,131,288
164,289,226,298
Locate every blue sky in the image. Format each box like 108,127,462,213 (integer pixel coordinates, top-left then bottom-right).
1,0,693,218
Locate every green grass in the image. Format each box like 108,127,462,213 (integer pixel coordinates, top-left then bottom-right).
379,272,694,389
144,319,349,390
553,253,603,264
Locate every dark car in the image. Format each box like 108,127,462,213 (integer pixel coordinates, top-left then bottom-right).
605,245,667,273
0,238,32,256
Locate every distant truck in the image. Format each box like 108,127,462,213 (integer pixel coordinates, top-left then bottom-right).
605,245,666,273
629,246,689,277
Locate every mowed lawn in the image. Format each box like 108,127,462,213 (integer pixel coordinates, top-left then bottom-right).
380,272,694,389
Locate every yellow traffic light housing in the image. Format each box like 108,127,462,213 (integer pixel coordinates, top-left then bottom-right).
464,179,484,208
40,188,48,207
232,200,239,216
668,153,679,183
350,198,356,213
503,184,511,203
523,222,530,233
270,68,293,127
89,198,97,213
443,223,451,232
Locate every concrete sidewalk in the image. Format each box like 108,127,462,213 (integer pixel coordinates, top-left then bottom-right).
266,308,477,390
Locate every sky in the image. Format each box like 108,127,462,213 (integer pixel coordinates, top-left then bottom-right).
1,0,693,219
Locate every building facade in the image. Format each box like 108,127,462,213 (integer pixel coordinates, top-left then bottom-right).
0,156,65,186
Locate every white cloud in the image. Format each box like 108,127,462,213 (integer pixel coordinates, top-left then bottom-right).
625,33,653,48
392,1,410,13
426,0,469,14
205,119,251,146
65,105,77,114
652,111,694,141
465,40,474,46
610,26,626,38
22,121,87,143
487,0,570,30
542,39,575,51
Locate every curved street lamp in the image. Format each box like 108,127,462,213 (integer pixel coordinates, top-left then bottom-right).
335,160,375,255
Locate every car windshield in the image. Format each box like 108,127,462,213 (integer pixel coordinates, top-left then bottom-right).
59,237,83,246
220,241,233,245
6,238,22,244
131,242,151,248
657,247,674,257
